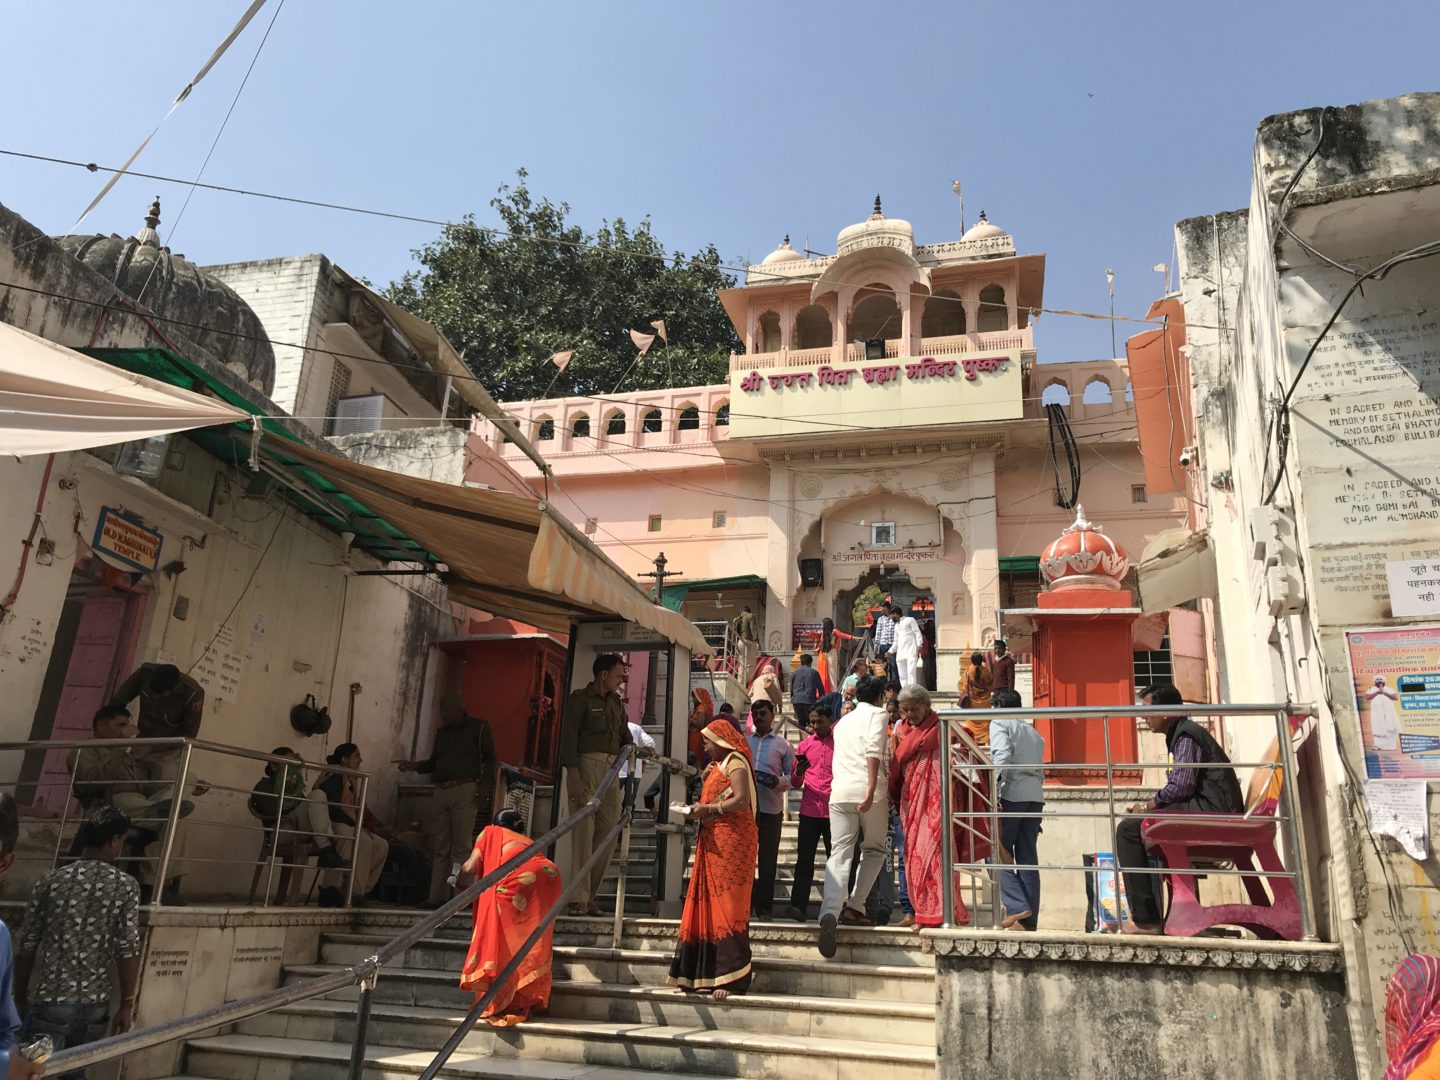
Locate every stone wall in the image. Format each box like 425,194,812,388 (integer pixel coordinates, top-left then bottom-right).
933,932,1354,1080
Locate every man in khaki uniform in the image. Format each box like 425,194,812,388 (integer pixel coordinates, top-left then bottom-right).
400,692,497,906
561,654,630,916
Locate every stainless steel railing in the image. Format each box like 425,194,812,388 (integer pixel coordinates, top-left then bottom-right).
2,736,372,906
936,703,1317,939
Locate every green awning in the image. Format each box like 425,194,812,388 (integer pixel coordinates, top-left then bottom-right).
999,556,1041,573
82,347,443,566
659,573,766,612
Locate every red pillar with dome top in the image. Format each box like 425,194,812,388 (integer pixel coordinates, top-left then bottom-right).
1029,506,1140,785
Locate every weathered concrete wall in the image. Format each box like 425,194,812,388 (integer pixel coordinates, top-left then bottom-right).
933,932,1354,1080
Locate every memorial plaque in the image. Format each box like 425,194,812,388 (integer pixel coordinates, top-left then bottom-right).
1286,314,1440,401
1293,390,1440,470
1300,466,1440,546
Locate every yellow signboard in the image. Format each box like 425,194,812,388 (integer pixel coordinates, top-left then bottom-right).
727,350,1023,438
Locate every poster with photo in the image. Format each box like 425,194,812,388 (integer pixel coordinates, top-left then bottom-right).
1345,624,1440,778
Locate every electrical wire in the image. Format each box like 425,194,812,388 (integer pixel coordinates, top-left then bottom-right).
186,498,286,675
1044,402,1081,509
0,147,1231,333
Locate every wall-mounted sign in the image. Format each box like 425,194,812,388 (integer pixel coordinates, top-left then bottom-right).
1346,624,1440,778
92,507,163,573
828,549,941,564
1387,560,1440,617
729,349,1022,438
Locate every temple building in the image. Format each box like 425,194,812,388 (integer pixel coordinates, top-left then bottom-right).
477,198,1198,691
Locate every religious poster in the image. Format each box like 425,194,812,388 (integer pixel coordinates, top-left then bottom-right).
1345,624,1440,778
791,622,823,651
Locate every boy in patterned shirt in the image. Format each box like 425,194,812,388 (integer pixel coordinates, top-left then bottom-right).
15,806,141,1075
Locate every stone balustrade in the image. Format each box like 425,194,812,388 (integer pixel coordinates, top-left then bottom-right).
731,328,1035,372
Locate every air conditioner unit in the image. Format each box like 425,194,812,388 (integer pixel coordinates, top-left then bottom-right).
333,393,389,435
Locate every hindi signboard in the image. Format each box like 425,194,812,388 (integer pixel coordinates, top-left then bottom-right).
92,507,163,573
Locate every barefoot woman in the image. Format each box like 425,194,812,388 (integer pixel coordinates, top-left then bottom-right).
668,717,757,1000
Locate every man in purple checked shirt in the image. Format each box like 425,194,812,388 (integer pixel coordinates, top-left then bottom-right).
1114,684,1243,934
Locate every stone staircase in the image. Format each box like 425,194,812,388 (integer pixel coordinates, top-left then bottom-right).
170,913,937,1080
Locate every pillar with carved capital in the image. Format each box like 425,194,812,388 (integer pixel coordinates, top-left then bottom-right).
967,453,1002,652
762,467,796,663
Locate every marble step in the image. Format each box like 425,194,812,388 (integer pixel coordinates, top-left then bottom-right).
237,982,932,1046
186,1015,934,1080
293,944,934,1005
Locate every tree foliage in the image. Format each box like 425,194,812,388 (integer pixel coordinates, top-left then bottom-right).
852,584,886,629
385,170,741,402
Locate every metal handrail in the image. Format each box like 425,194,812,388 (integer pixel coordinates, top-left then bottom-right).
49,747,640,1075
937,703,1317,939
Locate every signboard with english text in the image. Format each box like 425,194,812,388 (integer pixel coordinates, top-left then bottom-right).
91,507,163,574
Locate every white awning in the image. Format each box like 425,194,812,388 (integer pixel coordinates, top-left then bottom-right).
1135,527,1217,614
0,322,247,456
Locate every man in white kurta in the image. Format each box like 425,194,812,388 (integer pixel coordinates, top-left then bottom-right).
893,605,923,688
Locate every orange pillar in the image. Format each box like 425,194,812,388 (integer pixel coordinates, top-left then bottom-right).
1031,584,1139,786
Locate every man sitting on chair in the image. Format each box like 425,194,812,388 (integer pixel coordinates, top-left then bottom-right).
1114,685,1243,934
248,748,348,906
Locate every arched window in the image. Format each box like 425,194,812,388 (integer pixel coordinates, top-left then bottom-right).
978,284,1008,333
535,415,555,441
794,304,833,349
605,410,627,436
1041,381,1071,406
571,413,591,439
1082,378,1113,405
847,284,901,343
642,408,663,434
757,310,782,353
678,405,700,430
921,288,966,338
715,402,730,426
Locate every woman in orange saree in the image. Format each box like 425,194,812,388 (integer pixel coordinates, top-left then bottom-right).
456,816,562,1026
669,718,758,999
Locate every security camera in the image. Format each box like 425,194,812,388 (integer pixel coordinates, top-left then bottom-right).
1178,446,1198,468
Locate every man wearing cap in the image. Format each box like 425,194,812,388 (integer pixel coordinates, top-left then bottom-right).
399,692,497,907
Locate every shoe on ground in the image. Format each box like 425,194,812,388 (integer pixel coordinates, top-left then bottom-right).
818,913,838,959
317,886,344,908
898,913,917,928
315,844,345,869
754,908,774,922
840,907,876,927
780,905,808,922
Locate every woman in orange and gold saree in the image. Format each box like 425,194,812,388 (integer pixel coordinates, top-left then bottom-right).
668,718,758,999
456,814,562,1026
889,685,990,928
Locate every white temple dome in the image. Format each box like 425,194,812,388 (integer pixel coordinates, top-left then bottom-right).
961,209,1007,242
835,195,915,255
760,235,808,266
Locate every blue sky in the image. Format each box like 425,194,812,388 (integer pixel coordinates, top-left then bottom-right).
3,0,1438,366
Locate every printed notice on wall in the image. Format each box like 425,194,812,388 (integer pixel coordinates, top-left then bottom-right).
1388,560,1440,617
1363,779,1429,860
1346,624,1440,778
193,622,243,704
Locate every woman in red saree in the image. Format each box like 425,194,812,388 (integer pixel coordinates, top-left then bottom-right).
889,686,990,928
456,814,562,1026
1387,955,1440,1078
669,718,758,999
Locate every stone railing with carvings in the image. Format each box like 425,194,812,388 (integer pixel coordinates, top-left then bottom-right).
732,328,1035,373
924,931,1343,973
916,235,1018,262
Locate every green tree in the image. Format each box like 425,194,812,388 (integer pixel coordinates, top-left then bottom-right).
385,170,741,401
852,584,885,628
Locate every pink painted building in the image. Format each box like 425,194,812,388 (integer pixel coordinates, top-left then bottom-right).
472,200,1194,691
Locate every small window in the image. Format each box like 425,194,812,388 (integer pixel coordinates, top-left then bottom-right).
606,412,627,436
572,414,591,439
642,409,663,434
1131,484,1148,504
715,403,730,426
678,406,700,430
648,514,662,532
712,511,728,529
584,517,598,535
536,417,555,441
870,521,896,547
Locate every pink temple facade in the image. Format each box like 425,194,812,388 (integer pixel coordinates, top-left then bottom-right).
471,200,1197,692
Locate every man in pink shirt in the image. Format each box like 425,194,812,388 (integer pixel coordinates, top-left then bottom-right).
781,702,836,922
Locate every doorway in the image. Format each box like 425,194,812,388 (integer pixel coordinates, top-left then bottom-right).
24,563,148,812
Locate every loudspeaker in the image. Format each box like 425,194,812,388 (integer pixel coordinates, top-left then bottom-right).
799,558,824,588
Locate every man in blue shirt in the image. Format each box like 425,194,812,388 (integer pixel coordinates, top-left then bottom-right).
789,654,823,732
746,700,793,920
989,689,1046,930
0,793,43,1080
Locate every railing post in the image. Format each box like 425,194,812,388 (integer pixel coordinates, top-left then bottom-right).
612,749,635,950
153,742,193,902
1275,709,1317,941
349,964,378,1080
940,715,955,929
345,774,370,908
989,753,1001,930
1100,711,1120,932
51,765,78,870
